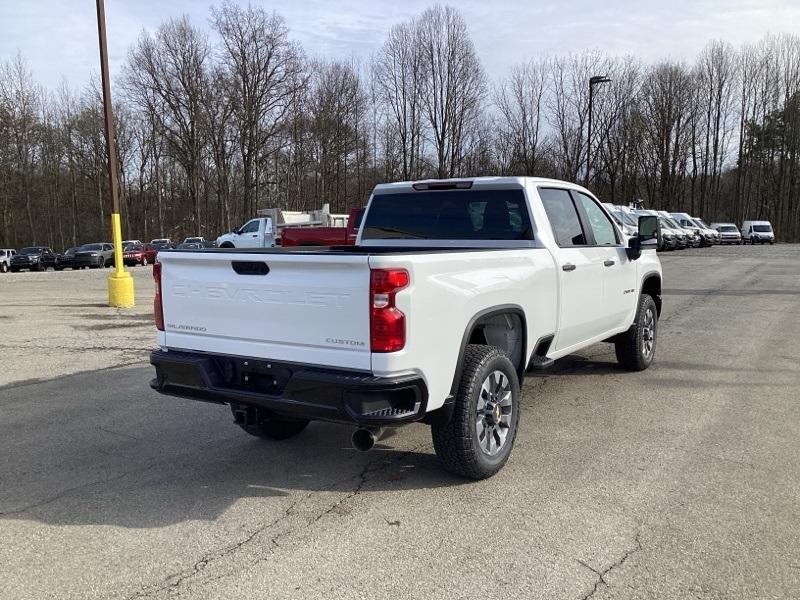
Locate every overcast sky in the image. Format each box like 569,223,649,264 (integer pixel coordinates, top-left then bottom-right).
2,0,799,91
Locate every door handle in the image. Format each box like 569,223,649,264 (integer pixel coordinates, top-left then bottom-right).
562,263,576,272
604,259,615,267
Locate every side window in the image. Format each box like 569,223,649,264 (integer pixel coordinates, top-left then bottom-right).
239,220,260,234
539,188,587,247
574,192,619,245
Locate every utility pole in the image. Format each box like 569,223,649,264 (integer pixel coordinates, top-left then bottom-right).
586,75,611,188
96,0,134,307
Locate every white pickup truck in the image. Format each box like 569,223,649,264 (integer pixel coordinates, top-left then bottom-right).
216,218,277,249
150,177,662,479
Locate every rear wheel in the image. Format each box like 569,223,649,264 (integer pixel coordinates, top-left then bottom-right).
230,404,309,440
431,345,520,480
0,263,7,273
615,293,658,371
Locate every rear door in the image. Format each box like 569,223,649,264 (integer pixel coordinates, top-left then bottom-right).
539,187,606,351
159,250,373,370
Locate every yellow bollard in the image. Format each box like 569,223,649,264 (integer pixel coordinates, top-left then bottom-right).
107,213,135,307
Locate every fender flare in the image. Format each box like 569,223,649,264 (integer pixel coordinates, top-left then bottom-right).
426,304,527,426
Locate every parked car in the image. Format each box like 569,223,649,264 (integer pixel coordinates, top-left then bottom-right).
150,176,663,480
123,243,157,266
9,247,57,272
282,208,365,247
122,239,143,247
182,237,215,247
0,248,16,273
668,213,709,247
711,223,742,244
150,239,173,251
693,218,720,244
663,215,699,247
741,220,775,244
656,217,681,250
55,247,81,270
176,242,204,250
73,243,115,269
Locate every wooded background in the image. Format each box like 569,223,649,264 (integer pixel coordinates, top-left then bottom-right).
1,3,799,248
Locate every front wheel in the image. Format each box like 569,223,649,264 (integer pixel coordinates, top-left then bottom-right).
431,345,521,480
0,263,7,273
615,293,658,371
230,405,309,440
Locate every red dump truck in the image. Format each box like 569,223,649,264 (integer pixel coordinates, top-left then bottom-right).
281,208,365,247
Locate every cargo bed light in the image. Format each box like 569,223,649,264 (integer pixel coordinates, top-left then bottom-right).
412,180,473,191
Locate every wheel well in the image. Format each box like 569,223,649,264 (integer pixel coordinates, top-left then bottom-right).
220,242,235,248
642,275,662,316
456,308,527,387
431,307,527,427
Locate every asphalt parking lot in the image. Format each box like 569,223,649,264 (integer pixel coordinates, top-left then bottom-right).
2,245,799,600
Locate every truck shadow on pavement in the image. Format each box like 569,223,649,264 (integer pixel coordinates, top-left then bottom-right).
0,366,466,529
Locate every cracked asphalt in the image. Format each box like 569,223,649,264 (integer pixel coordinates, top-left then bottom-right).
1,245,799,599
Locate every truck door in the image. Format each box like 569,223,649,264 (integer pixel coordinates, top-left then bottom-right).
572,192,638,332
235,219,262,248
539,188,607,351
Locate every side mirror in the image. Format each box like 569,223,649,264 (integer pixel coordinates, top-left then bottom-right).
626,215,660,260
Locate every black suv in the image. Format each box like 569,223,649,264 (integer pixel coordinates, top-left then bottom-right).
9,247,57,272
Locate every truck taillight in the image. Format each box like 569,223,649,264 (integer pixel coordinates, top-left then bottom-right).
370,268,409,353
153,262,164,331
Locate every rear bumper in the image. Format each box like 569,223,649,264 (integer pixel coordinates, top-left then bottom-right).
149,349,428,426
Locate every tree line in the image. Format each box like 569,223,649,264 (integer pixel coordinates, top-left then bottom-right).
1,3,799,249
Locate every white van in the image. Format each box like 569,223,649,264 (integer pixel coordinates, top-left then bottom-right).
741,221,774,244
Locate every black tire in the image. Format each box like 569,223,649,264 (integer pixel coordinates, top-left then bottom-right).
9,266,18,273
220,242,235,249
229,405,309,440
615,293,658,371
431,345,521,480
0,263,7,273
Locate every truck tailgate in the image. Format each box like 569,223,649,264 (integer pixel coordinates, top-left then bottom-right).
158,251,371,370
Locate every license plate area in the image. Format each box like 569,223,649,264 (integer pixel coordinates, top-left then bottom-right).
213,356,293,396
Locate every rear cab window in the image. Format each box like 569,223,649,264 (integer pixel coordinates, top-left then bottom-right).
361,189,533,241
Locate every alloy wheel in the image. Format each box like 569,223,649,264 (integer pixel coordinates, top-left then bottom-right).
475,370,514,456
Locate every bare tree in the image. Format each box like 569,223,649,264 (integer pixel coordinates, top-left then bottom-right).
417,5,486,178
0,53,40,242
212,2,304,219
494,58,548,175
373,20,424,180
124,16,210,231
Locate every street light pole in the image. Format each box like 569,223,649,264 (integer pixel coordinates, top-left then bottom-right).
96,0,134,307
586,75,611,188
